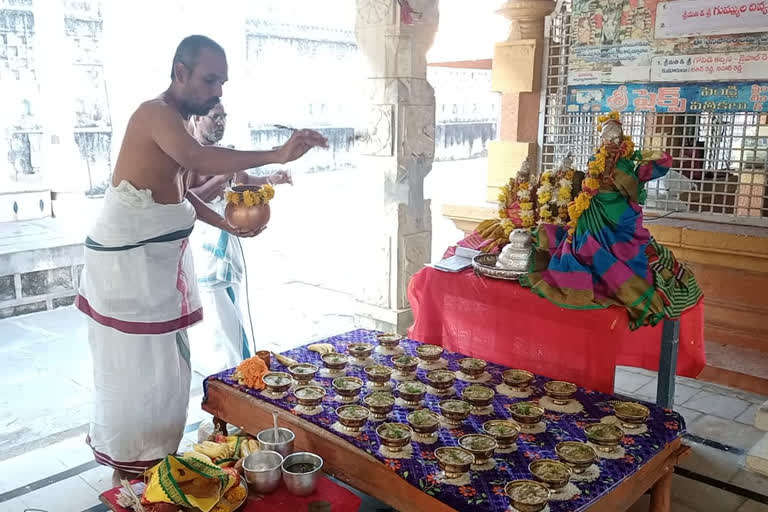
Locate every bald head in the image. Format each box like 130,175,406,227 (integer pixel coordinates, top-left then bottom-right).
171,35,225,80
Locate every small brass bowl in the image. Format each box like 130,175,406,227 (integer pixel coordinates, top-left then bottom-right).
529,459,573,490
555,441,596,474
391,355,419,374
347,342,374,361
293,385,326,407
376,423,413,452
482,420,520,449
289,363,319,385
613,401,650,430
336,405,370,432
457,357,487,379
364,365,393,387
416,344,444,362
425,369,456,391
584,423,624,452
263,372,293,394
458,434,498,465
363,392,395,420
543,381,578,405
434,447,474,479
397,381,427,406
462,384,495,409
407,408,440,436
439,399,472,427
502,369,534,389
376,333,403,349
509,402,545,428
321,353,349,371
505,479,551,512
332,377,364,400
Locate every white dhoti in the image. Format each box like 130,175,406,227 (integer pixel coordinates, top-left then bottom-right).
76,181,202,472
188,199,251,376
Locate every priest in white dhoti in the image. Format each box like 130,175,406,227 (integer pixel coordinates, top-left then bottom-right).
76,35,326,486
187,102,291,375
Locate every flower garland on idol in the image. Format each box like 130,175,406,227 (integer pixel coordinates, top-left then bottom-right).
518,181,535,229
536,171,554,224
567,112,634,239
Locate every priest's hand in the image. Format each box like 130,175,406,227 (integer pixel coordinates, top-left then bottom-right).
277,129,328,164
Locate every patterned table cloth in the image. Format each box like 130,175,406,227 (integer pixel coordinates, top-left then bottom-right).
204,329,685,512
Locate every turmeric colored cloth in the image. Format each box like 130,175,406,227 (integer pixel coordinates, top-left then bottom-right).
520,152,702,329
143,455,238,512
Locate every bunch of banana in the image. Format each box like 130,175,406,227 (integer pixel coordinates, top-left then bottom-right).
193,440,233,460
240,439,259,458
183,451,215,465
272,352,299,367
307,343,335,355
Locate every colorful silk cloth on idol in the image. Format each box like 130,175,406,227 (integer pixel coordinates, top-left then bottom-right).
76,180,200,472
188,198,251,376
520,151,702,329
143,455,238,512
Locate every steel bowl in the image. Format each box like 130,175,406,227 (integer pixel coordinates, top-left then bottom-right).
461,384,495,409
288,363,319,385
391,355,419,374
457,358,487,379
509,402,545,427
555,441,596,474
376,423,413,452
502,369,534,389
458,434,498,465
332,376,364,400
543,380,578,405
336,404,370,432
397,380,427,406
293,385,326,407
281,452,323,496
584,423,624,452
425,370,456,391
243,450,283,494
613,401,650,429
407,409,440,436
363,392,395,420
364,364,393,386
416,344,444,362
439,399,472,426
257,427,295,458
376,333,403,349
505,479,551,512
434,446,474,479
321,352,349,371
482,420,520,449
263,372,293,394
529,459,573,490
347,342,374,361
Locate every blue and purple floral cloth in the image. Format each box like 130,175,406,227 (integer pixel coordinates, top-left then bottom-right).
204,330,684,512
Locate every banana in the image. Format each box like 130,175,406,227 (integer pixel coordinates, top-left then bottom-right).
193,440,231,460
307,343,335,355
272,352,299,366
184,451,214,465
248,439,259,453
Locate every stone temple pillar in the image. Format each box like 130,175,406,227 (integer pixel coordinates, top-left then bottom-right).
486,0,554,201
353,0,439,333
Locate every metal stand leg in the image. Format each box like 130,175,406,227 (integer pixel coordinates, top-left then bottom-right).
657,319,680,408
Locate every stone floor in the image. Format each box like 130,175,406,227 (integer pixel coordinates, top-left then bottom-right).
0,307,767,511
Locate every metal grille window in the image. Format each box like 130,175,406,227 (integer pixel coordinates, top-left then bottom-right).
539,0,768,226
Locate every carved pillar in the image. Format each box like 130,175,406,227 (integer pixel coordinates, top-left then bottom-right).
487,0,554,201
353,0,438,333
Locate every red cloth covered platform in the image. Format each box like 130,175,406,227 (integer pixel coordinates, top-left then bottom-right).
99,475,362,512
407,267,704,394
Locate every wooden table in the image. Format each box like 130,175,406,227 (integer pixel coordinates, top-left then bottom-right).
204,381,690,512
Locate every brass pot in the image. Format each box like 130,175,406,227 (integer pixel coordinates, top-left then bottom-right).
434,447,474,479
502,369,534,389
320,353,349,372
543,381,577,405
505,480,551,512
363,392,395,420
529,459,573,490
225,202,270,232
407,409,440,436
336,405,370,432
584,423,623,452
461,384,495,409
458,434,498,465
457,358,487,379
289,363,319,386
425,370,456,391
397,381,426,406
509,402,545,428
364,365,393,387
347,343,374,361
376,333,403,349
555,441,596,474
482,420,520,449
391,355,419,374
416,344,444,362
439,399,472,427
293,386,326,407
263,372,293,394
613,401,650,430
332,377,364,400
376,423,413,452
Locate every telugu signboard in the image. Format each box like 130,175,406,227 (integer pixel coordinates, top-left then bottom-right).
650,51,768,82
656,0,768,39
566,82,768,113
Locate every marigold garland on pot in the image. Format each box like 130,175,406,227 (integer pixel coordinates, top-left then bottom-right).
225,184,276,207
